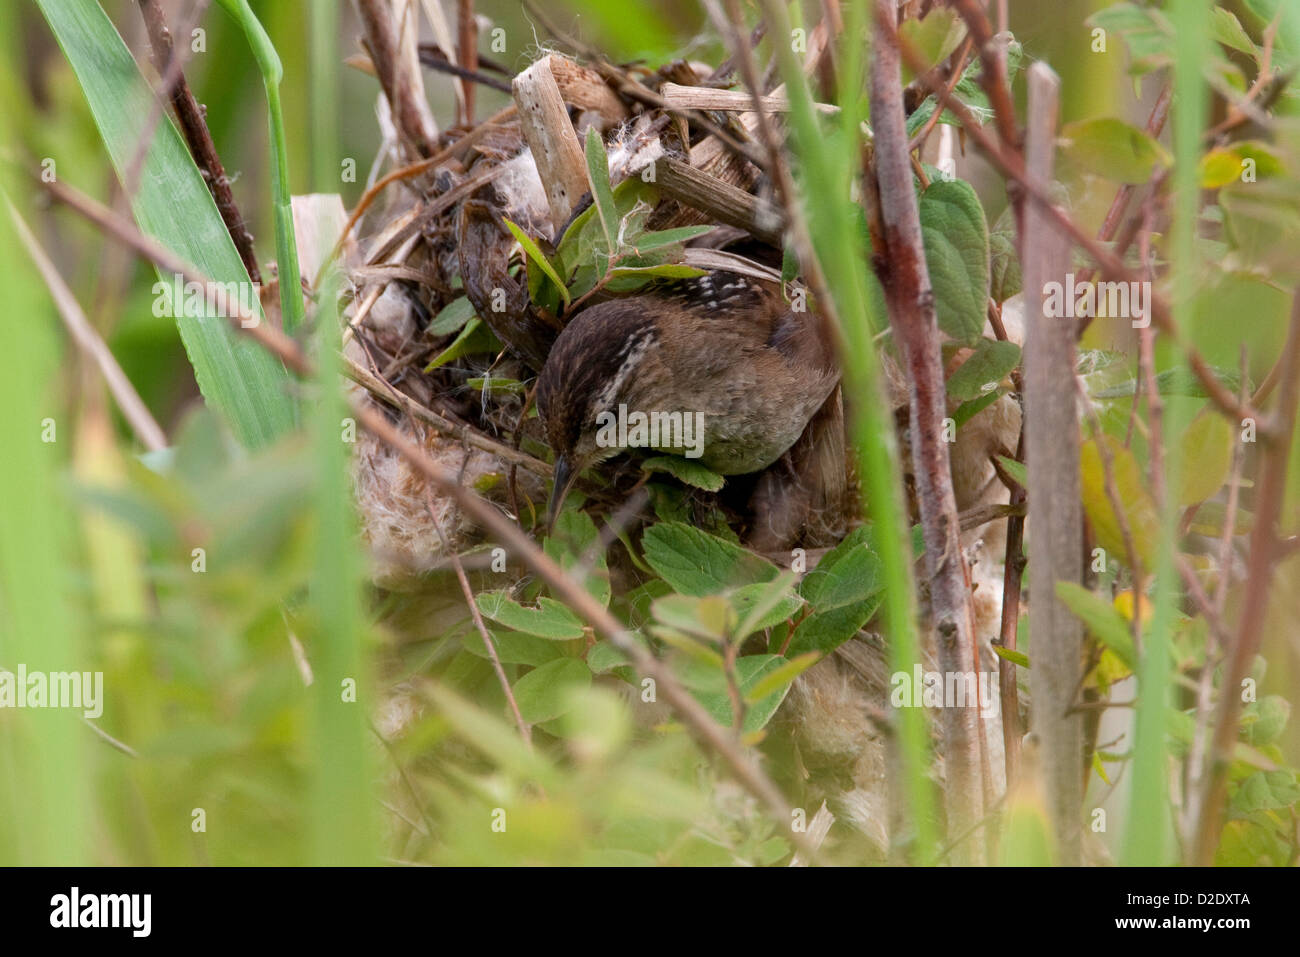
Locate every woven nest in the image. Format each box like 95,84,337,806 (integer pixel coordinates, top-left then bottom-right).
337,19,1022,848
339,33,858,589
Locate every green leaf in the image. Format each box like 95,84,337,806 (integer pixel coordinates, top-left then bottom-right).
1056,582,1136,671
465,376,527,395
1199,141,1284,189
989,210,1023,302
629,225,715,254
584,126,620,255
503,218,570,307
1210,7,1257,58
787,527,883,655
799,526,882,612
690,655,795,732
997,455,1028,489
215,0,304,335
475,590,586,640
1079,435,1159,567
35,0,296,448
898,7,966,80
953,389,1004,429
1092,365,1249,399
640,456,725,492
1244,696,1291,747
1230,770,1300,814
462,628,565,667
946,339,1021,401
587,639,631,674
731,574,803,637
556,177,655,276
428,295,477,336
993,645,1029,668
544,509,611,608
641,522,779,596
919,179,990,343
744,652,821,704
422,317,501,371
653,593,734,642
511,659,592,724
1060,118,1172,184
1087,3,1175,76
1176,411,1233,506
603,263,707,293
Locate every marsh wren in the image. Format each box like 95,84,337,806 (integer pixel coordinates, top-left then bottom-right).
536,270,840,519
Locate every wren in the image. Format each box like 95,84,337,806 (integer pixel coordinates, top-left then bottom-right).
536,270,840,519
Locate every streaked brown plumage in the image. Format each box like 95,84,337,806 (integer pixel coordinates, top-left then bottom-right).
536,270,840,519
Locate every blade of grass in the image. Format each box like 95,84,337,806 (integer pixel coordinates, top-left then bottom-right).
1123,0,1210,866
35,0,296,449
308,234,375,866
0,54,88,861
215,0,306,334
761,0,937,860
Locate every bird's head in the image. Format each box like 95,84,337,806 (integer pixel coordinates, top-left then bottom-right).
535,300,660,524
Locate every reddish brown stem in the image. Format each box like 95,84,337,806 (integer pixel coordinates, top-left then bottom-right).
870,0,985,862
137,0,261,284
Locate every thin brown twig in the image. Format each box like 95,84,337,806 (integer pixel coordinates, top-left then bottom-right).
1192,287,1300,865
1096,82,1172,246
996,429,1026,793
869,0,985,862
907,36,973,154
137,0,260,283
457,0,478,125
424,485,532,746
881,10,1257,428
323,104,516,286
357,0,437,157
343,354,552,477
9,201,167,453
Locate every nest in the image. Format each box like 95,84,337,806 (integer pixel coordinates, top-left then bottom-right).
337,9,1021,848
339,21,858,587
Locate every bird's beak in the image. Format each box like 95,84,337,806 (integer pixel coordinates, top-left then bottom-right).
547,455,578,531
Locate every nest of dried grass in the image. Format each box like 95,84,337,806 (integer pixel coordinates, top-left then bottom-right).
337,9,854,589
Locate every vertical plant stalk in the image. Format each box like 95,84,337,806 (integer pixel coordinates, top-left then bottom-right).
1192,291,1300,865
309,0,341,194
759,0,937,857
138,0,261,284
995,433,1025,793
869,0,984,859
216,0,305,334
1019,63,1084,865
309,251,375,864
457,0,477,125
1125,0,1210,866
356,0,438,157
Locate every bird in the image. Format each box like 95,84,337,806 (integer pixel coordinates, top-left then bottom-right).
535,269,840,522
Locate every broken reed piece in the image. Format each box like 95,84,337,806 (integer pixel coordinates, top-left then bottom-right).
1020,61,1084,867
547,56,629,127
512,55,598,232
660,82,840,115
654,157,784,246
